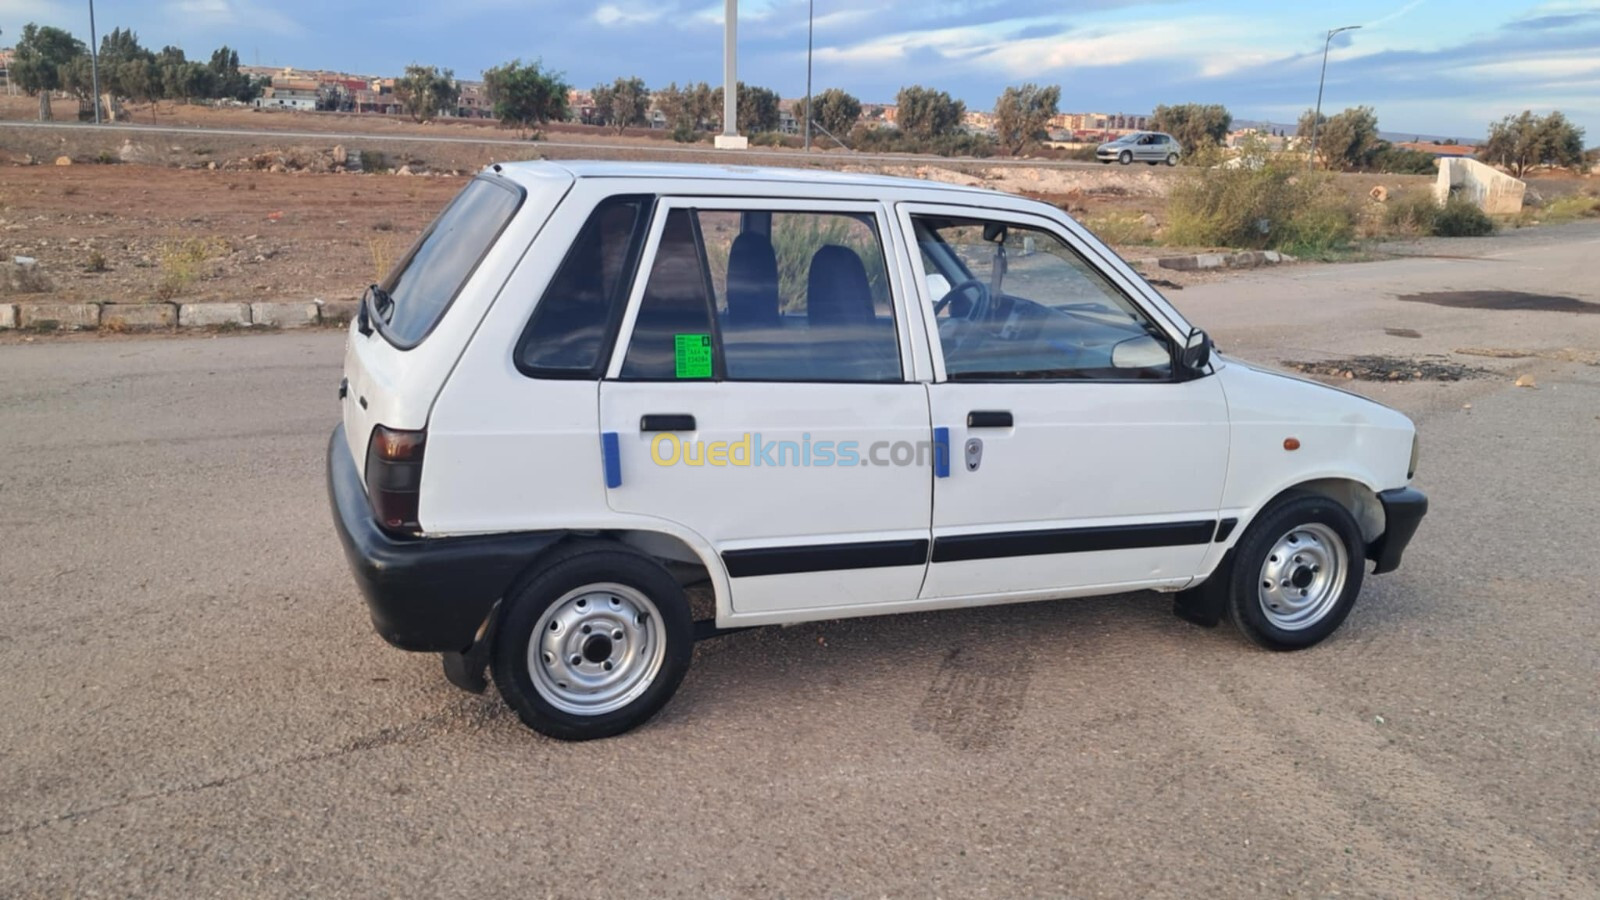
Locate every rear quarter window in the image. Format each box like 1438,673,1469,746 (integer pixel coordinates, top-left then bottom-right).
375,177,523,347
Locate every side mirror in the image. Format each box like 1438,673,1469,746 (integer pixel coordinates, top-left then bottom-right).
1179,329,1212,378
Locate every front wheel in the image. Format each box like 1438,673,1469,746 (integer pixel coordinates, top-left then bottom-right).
1226,493,1365,650
1119,150,1133,165
492,543,692,740
1166,153,1179,166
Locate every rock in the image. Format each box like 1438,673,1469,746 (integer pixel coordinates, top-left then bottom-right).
54,156,72,166
0,304,16,329
332,145,348,166
1369,185,1389,202
269,163,288,174
178,302,251,327
207,161,217,170
100,303,177,330
395,164,414,176
1514,374,1537,389
1139,213,1160,229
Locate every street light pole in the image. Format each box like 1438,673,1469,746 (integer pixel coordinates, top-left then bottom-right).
88,0,102,123
804,0,813,152
1308,24,1360,168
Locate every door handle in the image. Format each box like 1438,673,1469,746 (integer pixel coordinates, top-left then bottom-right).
967,410,1013,428
641,414,697,432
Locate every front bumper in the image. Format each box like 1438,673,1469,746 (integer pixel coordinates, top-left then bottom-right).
326,424,562,652
1368,487,1428,574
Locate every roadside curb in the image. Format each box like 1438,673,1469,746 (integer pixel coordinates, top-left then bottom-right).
1127,250,1296,272
1,299,356,332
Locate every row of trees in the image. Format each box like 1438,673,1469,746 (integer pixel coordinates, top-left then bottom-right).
1292,105,1586,175
10,22,259,122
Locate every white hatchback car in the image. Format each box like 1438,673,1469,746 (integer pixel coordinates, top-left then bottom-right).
329,161,1426,740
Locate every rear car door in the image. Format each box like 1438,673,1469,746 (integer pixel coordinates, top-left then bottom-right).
598,198,934,620
900,203,1230,600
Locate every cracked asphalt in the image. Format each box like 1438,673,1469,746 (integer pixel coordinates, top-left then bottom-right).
2,221,1598,896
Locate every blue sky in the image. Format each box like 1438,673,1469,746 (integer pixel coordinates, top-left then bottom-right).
4,0,1598,140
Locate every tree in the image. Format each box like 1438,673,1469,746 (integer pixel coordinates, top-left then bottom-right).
1150,103,1233,159
482,59,570,137
993,83,1060,155
1481,110,1587,176
11,23,85,121
896,86,965,140
94,28,158,120
394,64,460,122
806,88,861,139
206,46,255,101
597,76,649,134
1299,105,1379,170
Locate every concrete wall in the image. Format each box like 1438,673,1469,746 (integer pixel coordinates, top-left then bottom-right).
1434,158,1527,215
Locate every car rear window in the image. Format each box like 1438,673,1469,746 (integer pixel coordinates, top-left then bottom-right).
375,177,523,347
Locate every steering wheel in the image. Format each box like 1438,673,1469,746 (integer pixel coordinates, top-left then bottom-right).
933,279,991,318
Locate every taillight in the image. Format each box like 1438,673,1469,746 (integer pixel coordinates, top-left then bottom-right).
365,425,426,534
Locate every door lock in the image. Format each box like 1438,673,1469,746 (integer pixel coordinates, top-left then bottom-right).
964,438,983,472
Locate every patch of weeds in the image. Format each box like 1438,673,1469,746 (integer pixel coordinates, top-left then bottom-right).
1386,192,1495,238
85,250,109,273
1286,354,1486,382
191,147,214,156
62,185,80,197
94,150,116,165
369,237,394,284
1432,197,1495,237
1536,194,1600,224
1164,137,1355,254
154,236,229,299
4,264,53,294
24,319,61,333
360,150,389,173
1081,212,1157,246
371,220,395,232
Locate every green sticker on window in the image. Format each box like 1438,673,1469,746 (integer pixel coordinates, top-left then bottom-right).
674,333,713,379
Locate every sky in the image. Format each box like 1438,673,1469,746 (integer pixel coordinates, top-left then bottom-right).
4,0,1598,141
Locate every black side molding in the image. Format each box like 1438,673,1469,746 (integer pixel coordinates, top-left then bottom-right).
723,539,929,578
1369,487,1428,574
931,520,1215,563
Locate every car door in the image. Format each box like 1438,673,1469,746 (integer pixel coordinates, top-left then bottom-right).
599,197,934,619
899,203,1230,600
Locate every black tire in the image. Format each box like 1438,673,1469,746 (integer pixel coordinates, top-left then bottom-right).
1119,150,1132,165
1166,153,1179,167
1226,493,1365,651
492,542,692,740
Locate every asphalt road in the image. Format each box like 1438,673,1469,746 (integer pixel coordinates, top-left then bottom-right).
2,223,1598,896
0,119,1106,170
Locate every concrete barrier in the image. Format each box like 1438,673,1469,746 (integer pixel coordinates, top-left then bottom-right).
251,301,319,328
317,300,360,325
18,302,101,330
101,303,177,330
1435,158,1526,215
0,304,15,329
178,302,251,327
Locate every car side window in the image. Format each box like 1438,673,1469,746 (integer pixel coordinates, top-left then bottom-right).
620,208,901,382
911,214,1172,381
517,195,651,377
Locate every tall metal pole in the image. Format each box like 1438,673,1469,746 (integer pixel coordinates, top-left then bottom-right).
1308,24,1360,168
88,0,102,123
804,0,813,151
722,0,737,138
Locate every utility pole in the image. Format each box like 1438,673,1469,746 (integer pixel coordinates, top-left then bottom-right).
1308,24,1360,168
715,0,747,149
804,0,813,151
88,0,102,123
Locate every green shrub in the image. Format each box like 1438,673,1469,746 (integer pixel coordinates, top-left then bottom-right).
1432,196,1495,237
1386,191,1441,234
847,126,994,158
671,122,703,143
1538,193,1600,223
1163,142,1355,253
1369,145,1439,175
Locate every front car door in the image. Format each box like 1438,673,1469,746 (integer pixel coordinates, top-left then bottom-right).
899,202,1230,601
599,197,934,621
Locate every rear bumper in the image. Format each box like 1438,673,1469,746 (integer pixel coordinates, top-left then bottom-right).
1368,487,1428,574
326,424,562,652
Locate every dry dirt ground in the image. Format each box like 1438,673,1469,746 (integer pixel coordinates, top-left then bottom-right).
1,97,1592,305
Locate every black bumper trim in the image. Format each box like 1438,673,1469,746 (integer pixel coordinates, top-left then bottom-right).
327,424,563,652
1369,486,1428,574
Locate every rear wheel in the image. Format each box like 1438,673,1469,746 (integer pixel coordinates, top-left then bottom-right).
492,543,692,740
1226,493,1365,650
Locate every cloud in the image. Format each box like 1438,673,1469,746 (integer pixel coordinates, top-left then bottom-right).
593,4,664,27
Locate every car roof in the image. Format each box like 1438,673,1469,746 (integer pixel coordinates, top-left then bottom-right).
493,159,1006,200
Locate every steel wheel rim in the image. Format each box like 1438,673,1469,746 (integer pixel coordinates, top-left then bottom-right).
1257,522,1348,631
529,583,666,716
